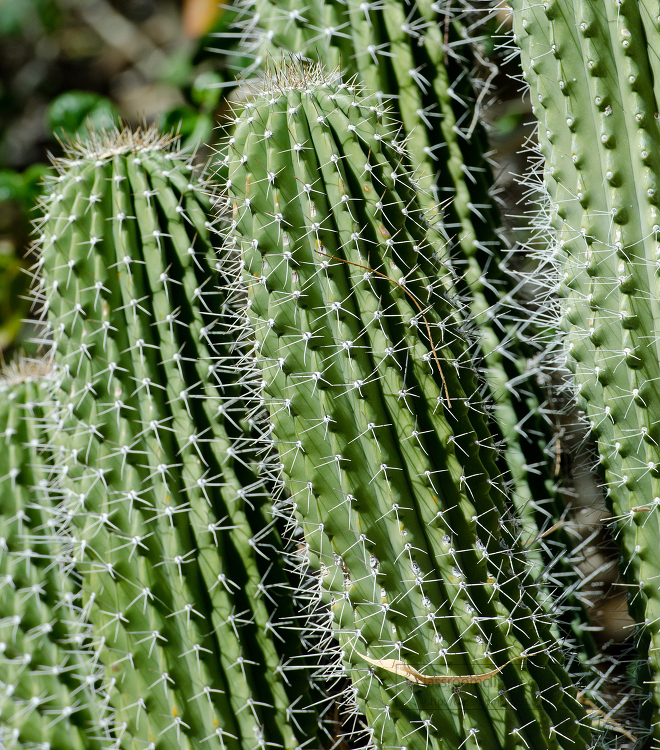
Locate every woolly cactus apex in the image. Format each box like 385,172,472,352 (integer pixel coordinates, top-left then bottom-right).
230,0,503,285
223,62,590,750
0,360,120,750
507,0,660,735
30,125,321,750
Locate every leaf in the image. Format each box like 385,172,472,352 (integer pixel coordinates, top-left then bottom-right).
354,650,535,686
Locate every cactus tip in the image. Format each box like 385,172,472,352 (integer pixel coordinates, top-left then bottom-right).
52,123,183,169
0,356,54,386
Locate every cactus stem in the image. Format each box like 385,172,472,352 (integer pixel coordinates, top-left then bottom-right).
314,247,452,402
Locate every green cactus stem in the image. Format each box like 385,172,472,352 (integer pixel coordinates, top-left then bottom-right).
30,126,322,750
506,0,660,736
0,360,122,750
228,0,510,379
225,0,588,632
223,61,589,750
231,0,499,254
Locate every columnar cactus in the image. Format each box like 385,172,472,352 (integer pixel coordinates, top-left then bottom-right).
223,62,590,750
506,0,660,737
0,362,120,750
230,0,508,336
233,0,499,252
29,127,322,750
228,0,583,610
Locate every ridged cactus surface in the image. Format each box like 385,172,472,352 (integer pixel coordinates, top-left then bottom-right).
232,0,509,369
30,128,320,750
507,0,660,738
235,0,496,221
0,363,119,750
229,0,584,616
223,63,589,750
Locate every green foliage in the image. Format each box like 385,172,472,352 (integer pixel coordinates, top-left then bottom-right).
0,0,61,35
0,164,51,351
48,92,119,141
161,72,225,150
223,63,589,750
0,251,28,350
0,164,50,206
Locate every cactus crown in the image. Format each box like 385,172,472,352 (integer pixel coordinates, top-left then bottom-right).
0,356,53,385
52,124,179,163
252,58,340,92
